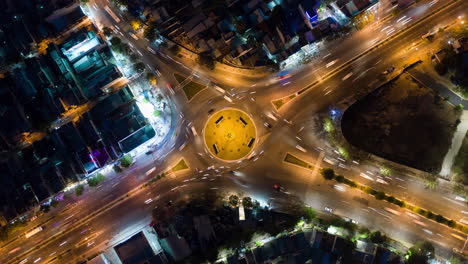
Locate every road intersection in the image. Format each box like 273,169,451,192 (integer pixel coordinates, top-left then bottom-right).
1,0,467,263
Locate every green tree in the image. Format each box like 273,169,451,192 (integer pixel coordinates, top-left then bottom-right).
110,37,122,46
144,22,157,42
320,168,335,180
357,227,370,238
128,52,139,63
40,204,50,213
374,191,386,200
120,155,133,167
134,62,145,73
75,185,84,196
449,256,463,264
233,19,247,33
169,45,180,55
303,207,316,223
407,241,435,264
198,52,215,70
50,199,59,208
113,164,122,173
87,173,105,187
453,183,466,195
242,197,253,208
369,231,386,244
228,195,239,207
0,227,8,241
102,27,113,37
425,178,438,189
335,175,345,183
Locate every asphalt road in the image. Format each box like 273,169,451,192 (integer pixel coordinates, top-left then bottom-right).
2,0,467,263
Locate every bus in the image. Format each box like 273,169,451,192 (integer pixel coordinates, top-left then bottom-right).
25,226,44,238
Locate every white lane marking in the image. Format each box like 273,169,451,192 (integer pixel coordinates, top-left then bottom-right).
326,59,338,68
442,197,465,206
396,16,407,23
342,72,353,81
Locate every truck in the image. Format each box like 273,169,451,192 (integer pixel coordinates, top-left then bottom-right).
25,226,44,238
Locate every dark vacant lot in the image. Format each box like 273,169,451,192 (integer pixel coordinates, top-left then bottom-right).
342,74,460,173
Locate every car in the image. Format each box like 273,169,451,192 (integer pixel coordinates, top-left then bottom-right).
264,122,272,128
325,206,333,213
208,109,215,114
145,150,153,155
273,184,285,192
382,67,395,75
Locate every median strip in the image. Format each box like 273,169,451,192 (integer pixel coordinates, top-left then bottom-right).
283,153,314,170
271,94,297,110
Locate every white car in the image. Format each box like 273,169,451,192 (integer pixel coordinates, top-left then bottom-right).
325,206,333,213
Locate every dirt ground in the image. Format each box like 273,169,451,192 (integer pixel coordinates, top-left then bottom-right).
342,74,461,173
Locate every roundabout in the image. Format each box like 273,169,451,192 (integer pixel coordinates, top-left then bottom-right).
203,108,257,161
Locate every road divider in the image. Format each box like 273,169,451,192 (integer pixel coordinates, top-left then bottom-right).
283,153,314,170
271,94,297,110
170,158,190,173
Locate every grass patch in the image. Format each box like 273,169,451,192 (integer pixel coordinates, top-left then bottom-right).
171,159,189,172
272,99,286,110
272,94,296,110
182,81,206,101
284,153,313,170
174,73,186,84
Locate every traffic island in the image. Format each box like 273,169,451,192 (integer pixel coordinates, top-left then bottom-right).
203,108,257,161
272,94,296,110
283,153,314,170
174,73,207,101
171,158,189,172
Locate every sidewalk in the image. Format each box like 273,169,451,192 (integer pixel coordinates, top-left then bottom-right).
440,110,468,177
408,63,468,108
406,64,468,179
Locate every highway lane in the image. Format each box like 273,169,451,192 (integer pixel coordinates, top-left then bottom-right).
235,133,467,259
0,113,187,262
9,154,466,264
